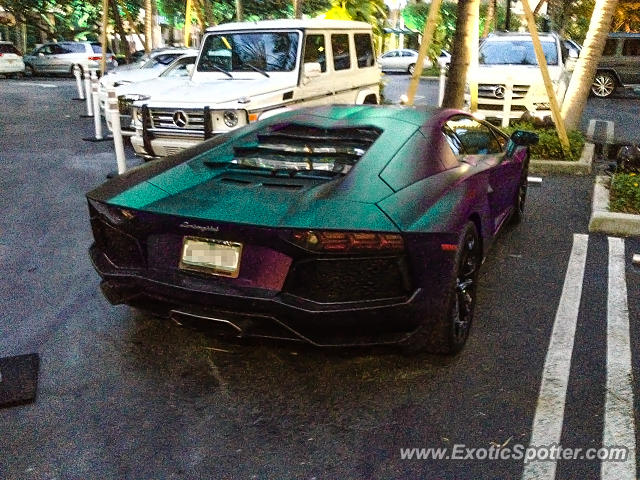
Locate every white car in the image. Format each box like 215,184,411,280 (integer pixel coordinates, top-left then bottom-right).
104,53,198,135
23,41,117,76
130,19,381,158
378,48,451,75
0,41,25,76
99,50,198,107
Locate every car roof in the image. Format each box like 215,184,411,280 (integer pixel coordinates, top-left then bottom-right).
205,19,372,33
607,32,640,38
485,31,558,40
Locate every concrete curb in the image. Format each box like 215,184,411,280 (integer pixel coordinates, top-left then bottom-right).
529,142,594,176
588,175,640,236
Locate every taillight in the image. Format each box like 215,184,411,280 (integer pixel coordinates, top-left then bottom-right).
88,56,102,61
290,230,404,253
0,53,4,57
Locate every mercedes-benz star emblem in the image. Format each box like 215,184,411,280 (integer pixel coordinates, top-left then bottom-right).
173,110,189,128
494,86,505,99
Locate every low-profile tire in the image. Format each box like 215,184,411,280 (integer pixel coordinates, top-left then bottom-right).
402,221,482,355
408,63,415,75
24,64,35,77
591,72,616,98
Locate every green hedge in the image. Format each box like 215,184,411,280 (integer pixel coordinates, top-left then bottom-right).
610,173,640,215
503,122,585,162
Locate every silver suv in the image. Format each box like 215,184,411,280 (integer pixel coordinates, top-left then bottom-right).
23,41,117,76
592,33,640,98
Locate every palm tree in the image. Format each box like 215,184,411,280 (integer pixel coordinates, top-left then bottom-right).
144,0,152,52
561,0,619,130
482,0,495,37
442,0,480,108
236,0,243,21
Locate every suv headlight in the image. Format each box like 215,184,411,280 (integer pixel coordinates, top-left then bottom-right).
223,110,239,128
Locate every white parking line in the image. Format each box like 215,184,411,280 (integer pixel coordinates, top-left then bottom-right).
13,82,58,88
522,233,589,480
603,237,636,480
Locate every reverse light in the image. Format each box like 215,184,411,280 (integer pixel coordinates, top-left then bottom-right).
290,230,404,253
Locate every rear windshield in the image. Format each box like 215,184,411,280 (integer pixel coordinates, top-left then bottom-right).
198,31,300,73
91,43,113,54
480,39,558,66
0,43,20,55
222,123,382,176
141,53,184,69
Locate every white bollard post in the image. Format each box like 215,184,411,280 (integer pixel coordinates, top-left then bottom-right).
84,71,93,116
73,66,85,100
91,70,103,140
501,79,513,129
438,65,446,107
107,87,127,174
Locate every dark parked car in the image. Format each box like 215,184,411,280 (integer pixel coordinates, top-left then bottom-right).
592,32,640,98
87,105,537,354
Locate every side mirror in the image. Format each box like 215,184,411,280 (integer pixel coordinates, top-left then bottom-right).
186,64,195,76
38,52,45,57
303,62,322,80
507,130,539,156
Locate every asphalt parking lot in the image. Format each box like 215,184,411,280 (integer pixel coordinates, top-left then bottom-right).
1,77,639,480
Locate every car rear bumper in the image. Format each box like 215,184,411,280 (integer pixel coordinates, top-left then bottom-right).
90,244,435,347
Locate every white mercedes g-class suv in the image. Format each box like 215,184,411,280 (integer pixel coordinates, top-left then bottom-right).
470,31,577,120
130,19,381,158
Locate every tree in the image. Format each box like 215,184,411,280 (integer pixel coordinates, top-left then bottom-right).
561,0,619,130
441,0,480,109
613,0,640,32
481,0,494,37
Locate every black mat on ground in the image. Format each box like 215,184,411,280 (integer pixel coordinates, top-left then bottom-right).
0,353,39,408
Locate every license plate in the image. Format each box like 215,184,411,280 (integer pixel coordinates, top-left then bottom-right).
179,236,242,278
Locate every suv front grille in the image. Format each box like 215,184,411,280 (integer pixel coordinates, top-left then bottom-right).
478,84,530,99
150,108,205,133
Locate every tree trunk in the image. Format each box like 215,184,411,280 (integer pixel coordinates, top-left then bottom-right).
482,0,495,37
235,0,243,21
110,0,131,63
294,0,302,19
200,0,215,27
442,0,480,108
144,0,152,52
561,0,619,130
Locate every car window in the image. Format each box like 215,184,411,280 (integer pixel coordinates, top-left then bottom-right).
445,116,502,155
60,43,86,53
160,56,196,77
603,38,618,56
382,51,397,58
443,126,464,156
622,39,640,56
480,39,558,66
0,43,20,55
402,51,414,57
199,32,299,72
304,34,327,72
39,45,54,55
354,33,374,68
331,34,351,71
